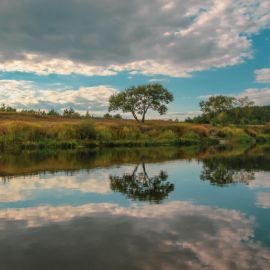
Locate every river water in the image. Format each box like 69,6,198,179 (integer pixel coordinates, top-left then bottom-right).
0,146,269,270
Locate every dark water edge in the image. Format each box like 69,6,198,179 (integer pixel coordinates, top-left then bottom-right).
0,144,269,178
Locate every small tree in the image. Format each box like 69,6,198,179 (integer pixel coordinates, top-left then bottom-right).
47,109,60,116
104,113,112,119
63,107,80,118
108,84,173,123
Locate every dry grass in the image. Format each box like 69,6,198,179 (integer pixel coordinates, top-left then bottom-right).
0,112,268,149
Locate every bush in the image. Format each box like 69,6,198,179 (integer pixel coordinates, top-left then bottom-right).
118,126,140,139
96,127,114,141
157,130,178,140
74,122,96,140
262,125,270,134
113,114,122,119
190,125,209,137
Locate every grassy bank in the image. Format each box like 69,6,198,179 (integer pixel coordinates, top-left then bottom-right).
0,112,269,150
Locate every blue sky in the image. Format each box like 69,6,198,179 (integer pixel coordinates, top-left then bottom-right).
0,0,270,119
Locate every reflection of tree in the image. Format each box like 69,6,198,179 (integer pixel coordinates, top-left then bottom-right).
200,161,255,186
110,163,174,203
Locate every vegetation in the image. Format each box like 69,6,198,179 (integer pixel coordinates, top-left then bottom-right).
108,83,173,123
0,86,270,151
0,111,269,151
186,95,270,125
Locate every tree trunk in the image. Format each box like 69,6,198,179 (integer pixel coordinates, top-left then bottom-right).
141,111,147,123
131,110,140,123
141,104,150,123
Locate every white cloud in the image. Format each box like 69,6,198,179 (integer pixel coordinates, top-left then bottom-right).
0,0,269,77
0,80,117,112
255,68,270,83
0,54,117,77
239,88,270,105
148,78,168,83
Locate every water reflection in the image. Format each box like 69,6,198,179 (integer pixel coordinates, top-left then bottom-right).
0,202,269,270
200,161,255,186
0,146,270,269
110,162,174,203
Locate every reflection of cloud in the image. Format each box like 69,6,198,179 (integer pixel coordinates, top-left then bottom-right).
248,172,270,189
0,171,111,202
0,201,269,269
256,192,270,209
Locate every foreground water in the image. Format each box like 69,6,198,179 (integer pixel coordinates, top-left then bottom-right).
0,146,270,270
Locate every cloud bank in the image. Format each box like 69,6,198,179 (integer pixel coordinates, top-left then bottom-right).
0,0,270,77
0,80,117,112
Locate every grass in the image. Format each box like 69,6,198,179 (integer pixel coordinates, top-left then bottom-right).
0,112,269,150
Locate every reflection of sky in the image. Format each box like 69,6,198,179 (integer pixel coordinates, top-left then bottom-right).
0,159,270,269
0,201,269,270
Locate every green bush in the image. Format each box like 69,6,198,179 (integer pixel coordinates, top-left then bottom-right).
74,122,96,140
157,130,178,140
97,127,114,141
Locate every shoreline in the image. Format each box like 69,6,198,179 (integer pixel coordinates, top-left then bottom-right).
0,112,269,151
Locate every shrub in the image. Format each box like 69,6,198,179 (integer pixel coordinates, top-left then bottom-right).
182,131,200,141
262,125,270,134
190,125,209,137
96,127,114,141
157,130,178,140
74,122,96,140
118,126,140,139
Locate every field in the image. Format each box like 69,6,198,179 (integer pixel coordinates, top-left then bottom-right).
0,112,269,151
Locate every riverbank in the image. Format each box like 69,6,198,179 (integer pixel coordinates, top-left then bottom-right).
0,112,269,150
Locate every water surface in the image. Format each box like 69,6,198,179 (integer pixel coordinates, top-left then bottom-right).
0,146,270,270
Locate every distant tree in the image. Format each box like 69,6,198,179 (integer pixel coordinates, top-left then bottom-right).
104,113,112,119
63,108,80,118
113,114,122,119
108,84,173,123
0,104,16,112
196,95,255,125
199,96,236,116
47,109,60,116
85,111,92,118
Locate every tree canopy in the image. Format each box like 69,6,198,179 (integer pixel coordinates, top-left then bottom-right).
108,84,173,123
187,95,261,125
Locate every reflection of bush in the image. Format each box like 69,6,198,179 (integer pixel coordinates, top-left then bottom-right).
200,160,255,186
110,163,174,203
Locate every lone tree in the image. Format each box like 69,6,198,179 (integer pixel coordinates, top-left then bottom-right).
108,84,173,123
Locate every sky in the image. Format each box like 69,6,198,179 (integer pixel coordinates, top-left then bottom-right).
0,0,270,120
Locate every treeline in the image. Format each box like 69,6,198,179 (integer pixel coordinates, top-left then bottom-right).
0,104,123,119
186,96,270,125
